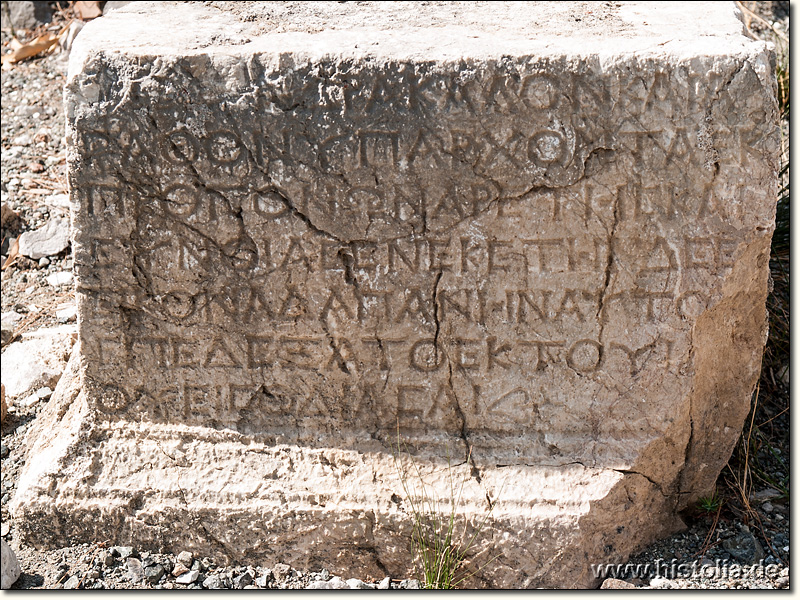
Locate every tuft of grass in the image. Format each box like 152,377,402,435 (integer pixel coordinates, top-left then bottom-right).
696,491,723,515
392,432,499,589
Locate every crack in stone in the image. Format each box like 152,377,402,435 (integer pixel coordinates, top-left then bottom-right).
364,510,391,577
321,320,350,375
595,186,621,344
375,335,392,394
676,323,698,500
612,469,669,498
338,245,357,287
431,270,443,361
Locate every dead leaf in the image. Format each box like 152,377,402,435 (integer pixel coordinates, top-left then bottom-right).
74,1,102,21
1,33,59,65
2,238,20,270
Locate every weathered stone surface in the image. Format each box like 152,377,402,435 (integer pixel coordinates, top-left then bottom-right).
0,325,76,400
600,578,638,589
17,218,70,260
0,1,52,31
12,1,777,589
1,539,21,589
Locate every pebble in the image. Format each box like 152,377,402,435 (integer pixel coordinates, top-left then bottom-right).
111,546,136,560
1,539,21,589
753,488,782,501
306,576,349,590
127,557,145,583
176,551,193,567
17,218,70,260
56,304,77,322
347,578,374,589
12,134,33,146
649,577,675,589
38,257,50,268
1,523,9,537
62,575,81,589
176,570,200,585
172,563,189,577
202,574,225,589
232,572,253,588
377,576,391,589
0,443,9,458
600,578,637,589
144,564,165,584
45,271,73,287
13,106,40,118
273,562,292,580
255,572,272,587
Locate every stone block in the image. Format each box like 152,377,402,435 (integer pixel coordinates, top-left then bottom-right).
12,1,777,589
0,325,77,400
1,1,51,32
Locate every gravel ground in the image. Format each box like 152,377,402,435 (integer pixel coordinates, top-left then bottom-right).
0,1,790,590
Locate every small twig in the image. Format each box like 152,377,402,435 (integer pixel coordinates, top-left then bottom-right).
692,504,722,560
757,405,789,429
28,177,67,191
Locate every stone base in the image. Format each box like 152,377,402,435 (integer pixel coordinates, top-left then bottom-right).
14,349,683,589
12,1,777,589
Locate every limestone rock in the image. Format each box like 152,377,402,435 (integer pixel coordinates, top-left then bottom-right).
13,1,777,589
45,271,73,288
0,325,76,400
306,576,350,590
1,539,21,589
600,578,637,589
17,218,70,260
0,1,51,31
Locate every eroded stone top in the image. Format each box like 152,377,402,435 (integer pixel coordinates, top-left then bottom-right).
70,1,757,71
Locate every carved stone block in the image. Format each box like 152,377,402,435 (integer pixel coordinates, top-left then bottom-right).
12,1,777,588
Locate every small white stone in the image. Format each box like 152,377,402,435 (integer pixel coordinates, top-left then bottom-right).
12,134,32,146
1,311,22,325
649,577,674,589
175,570,199,584
56,305,78,322
21,392,41,408
46,194,71,210
306,576,349,590
46,271,73,287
